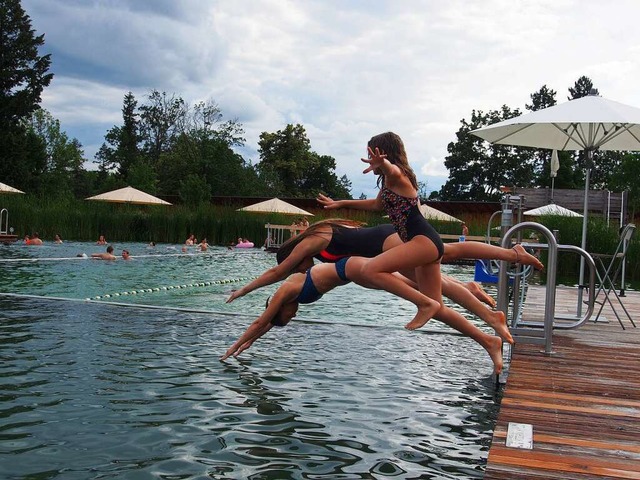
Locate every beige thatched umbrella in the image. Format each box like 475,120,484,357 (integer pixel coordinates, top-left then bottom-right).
419,204,462,222
0,182,25,194
86,186,171,205
237,198,313,216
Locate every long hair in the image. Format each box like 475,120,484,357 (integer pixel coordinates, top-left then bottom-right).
276,218,365,265
368,132,417,190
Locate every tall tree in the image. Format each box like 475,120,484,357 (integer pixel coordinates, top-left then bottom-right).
95,91,141,179
138,90,187,164
257,124,352,198
437,106,536,201
0,0,53,189
23,108,85,197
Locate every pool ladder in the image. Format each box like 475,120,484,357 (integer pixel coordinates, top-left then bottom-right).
495,223,597,382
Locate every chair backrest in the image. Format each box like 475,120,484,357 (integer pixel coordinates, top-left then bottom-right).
615,223,636,258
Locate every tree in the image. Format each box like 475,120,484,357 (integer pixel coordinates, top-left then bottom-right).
609,153,640,217
23,108,86,198
436,106,536,201
568,75,595,100
257,124,352,198
0,0,53,189
139,90,187,164
95,92,141,180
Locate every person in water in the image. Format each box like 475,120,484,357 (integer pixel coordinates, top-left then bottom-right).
220,256,504,374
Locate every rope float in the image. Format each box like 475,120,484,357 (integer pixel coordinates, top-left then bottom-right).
87,276,258,301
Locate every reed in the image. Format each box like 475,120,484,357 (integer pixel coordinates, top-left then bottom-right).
2,196,637,286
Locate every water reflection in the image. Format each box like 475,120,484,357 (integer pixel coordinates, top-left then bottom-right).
0,246,499,478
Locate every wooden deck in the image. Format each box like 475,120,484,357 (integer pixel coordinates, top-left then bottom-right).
485,285,640,480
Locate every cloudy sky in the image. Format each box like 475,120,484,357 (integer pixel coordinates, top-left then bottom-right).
22,0,640,198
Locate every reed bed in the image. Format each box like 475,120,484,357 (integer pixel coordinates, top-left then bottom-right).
2,195,637,285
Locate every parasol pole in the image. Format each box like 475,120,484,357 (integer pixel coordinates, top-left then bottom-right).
576,148,593,316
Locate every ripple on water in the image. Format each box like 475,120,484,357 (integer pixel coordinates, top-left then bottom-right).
0,245,499,478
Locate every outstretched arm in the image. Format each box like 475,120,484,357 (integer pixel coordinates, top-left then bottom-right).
220,317,274,360
221,284,298,360
226,234,324,303
317,192,382,211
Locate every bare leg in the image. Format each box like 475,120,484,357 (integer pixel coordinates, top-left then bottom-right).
441,277,513,344
361,237,442,328
443,275,495,307
466,281,496,307
432,304,504,375
404,261,443,330
442,241,544,270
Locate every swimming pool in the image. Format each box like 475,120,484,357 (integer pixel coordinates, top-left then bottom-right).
0,242,501,479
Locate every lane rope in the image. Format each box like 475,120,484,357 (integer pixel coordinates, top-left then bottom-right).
87,276,258,300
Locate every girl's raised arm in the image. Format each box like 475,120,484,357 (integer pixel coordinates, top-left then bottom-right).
316,193,382,211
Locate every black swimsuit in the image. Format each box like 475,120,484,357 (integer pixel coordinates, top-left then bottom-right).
315,224,396,262
380,187,444,259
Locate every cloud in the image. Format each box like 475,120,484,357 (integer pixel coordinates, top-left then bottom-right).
22,0,640,196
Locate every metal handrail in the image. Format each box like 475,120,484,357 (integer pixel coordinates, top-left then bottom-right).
515,243,596,329
496,222,596,354
1,208,8,235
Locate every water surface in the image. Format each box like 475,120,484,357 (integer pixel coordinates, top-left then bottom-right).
0,242,501,479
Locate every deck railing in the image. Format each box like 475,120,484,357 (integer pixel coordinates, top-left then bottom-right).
497,222,596,355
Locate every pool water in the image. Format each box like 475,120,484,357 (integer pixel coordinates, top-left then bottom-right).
0,242,501,479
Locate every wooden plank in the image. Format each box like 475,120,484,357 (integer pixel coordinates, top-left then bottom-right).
484,286,640,479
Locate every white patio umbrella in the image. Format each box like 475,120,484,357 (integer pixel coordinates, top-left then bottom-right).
523,204,583,217
0,182,25,194
86,186,172,205
237,198,314,216
472,92,640,308
419,204,462,222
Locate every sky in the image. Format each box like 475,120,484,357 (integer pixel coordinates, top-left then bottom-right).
21,0,640,198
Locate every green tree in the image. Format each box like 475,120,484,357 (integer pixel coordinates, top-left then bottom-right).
23,108,86,198
437,106,536,201
0,0,53,189
139,90,187,164
609,153,640,217
257,124,352,198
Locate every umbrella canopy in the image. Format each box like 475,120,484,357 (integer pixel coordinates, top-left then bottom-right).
523,204,583,217
419,204,462,222
0,182,25,194
471,93,640,310
237,198,314,216
86,186,171,205
471,95,640,151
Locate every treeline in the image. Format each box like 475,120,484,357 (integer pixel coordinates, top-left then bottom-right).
0,1,352,203
434,76,640,217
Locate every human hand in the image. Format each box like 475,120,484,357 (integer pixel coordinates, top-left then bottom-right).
361,147,387,174
234,340,254,357
317,193,339,210
226,288,243,303
220,345,236,361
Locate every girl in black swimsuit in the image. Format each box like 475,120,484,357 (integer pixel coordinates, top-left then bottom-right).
221,255,504,374
317,132,502,334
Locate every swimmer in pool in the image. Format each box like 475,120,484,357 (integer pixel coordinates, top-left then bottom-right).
220,256,504,374
91,245,117,260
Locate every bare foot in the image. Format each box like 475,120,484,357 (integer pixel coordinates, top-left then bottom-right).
466,281,496,308
486,310,514,345
484,335,504,375
405,302,440,330
513,244,544,271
